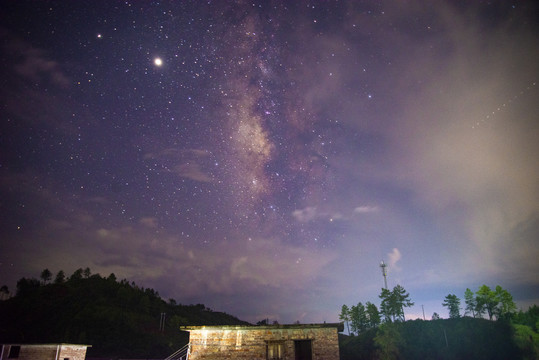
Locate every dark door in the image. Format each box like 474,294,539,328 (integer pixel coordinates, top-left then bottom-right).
294,340,312,360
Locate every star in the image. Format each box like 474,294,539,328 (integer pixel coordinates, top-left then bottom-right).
154,57,163,66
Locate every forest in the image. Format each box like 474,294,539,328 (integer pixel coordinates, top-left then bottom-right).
0,268,248,358
2,269,538,359
338,285,539,360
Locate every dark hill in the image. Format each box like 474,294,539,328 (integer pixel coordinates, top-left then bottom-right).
0,271,249,358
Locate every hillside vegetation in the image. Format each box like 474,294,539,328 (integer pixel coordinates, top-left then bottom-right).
338,284,539,360
0,269,248,358
339,313,539,360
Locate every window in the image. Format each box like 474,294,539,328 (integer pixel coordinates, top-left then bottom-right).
8,346,20,358
294,340,312,360
267,341,284,360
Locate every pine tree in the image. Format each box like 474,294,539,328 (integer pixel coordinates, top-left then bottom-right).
464,288,477,317
380,285,414,322
40,269,52,284
339,304,351,334
366,301,381,328
442,294,461,318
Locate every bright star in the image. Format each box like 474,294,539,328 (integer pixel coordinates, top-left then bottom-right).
154,58,163,66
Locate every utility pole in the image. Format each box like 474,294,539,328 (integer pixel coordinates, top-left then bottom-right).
379,260,388,289
160,312,166,332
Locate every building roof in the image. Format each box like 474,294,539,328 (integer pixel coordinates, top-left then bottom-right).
1,343,91,347
180,323,344,332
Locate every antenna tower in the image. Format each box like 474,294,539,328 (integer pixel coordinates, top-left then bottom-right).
379,260,388,289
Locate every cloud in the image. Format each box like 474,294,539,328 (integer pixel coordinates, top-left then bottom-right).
144,148,213,182
390,20,539,283
387,248,402,272
292,206,318,222
139,217,158,228
173,163,213,182
354,205,379,214
331,2,539,287
67,224,338,321
14,48,70,88
0,30,70,88
292,206,348,223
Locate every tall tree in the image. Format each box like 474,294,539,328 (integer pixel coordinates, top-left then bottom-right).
392,285,414,321
70,268,84,281
379,285,414,322
350,302,368,334
476,285,499,320
464,288,477,318
494,285,516,320
339,304,351,334
366,301,381,328
54,270,66,284
40,268,52,284
442,294,461,318
379,288,394,323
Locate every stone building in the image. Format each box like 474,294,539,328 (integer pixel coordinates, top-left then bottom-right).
0,343,90,360
180,323,342,360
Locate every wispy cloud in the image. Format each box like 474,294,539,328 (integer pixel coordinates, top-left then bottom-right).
388,248,402,272
144,148,213,182
292,206,318,222
1,30,70,88
354,205,379,214
173,163,213,182
139,217,158,228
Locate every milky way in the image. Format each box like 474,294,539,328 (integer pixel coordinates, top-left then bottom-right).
1,1,538,323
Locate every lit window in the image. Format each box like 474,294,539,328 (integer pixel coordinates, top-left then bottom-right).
267,341,284,360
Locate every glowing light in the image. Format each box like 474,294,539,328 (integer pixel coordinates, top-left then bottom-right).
154,58,163,66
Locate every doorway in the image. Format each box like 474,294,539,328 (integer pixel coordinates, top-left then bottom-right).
294,340,312,360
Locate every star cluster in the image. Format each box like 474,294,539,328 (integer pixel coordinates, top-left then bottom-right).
1,1,538,323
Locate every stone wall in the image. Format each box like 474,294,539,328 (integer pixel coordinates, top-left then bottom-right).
182,324,341,360
0,344,89,360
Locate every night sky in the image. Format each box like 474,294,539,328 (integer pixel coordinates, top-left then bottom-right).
1,1,538,324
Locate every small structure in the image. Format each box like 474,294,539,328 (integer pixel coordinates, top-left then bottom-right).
0,344,90,360
180,323,343,360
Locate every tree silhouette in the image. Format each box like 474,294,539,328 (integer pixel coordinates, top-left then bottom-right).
464,288,477,317
380,285,414,322
477,285,499,320
40,268,52,284
350,302,368,334
339,304,351,334
54,270,66,284
366,301,381,328
494,285,516,320
442,294,461,318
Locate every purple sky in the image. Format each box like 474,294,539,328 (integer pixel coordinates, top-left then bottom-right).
1,1,538,324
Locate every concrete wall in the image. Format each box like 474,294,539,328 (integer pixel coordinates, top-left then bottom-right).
0,344,89,360
184,324,340,360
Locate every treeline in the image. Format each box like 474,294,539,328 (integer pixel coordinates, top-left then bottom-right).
339,285,414,335
339,284,539,359
0,268,249,358
340,317,532,360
